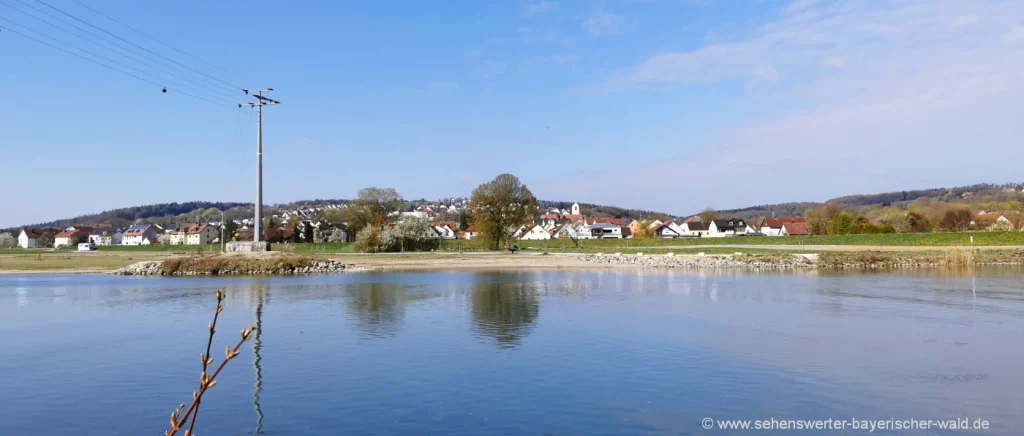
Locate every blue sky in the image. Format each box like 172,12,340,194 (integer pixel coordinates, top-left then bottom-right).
2,0,1024,227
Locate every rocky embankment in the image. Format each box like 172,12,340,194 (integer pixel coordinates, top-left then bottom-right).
577,253,815,269
112,254,352,276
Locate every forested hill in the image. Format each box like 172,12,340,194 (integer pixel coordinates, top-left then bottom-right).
716,183,1015,220
7,199,673,232
538,201,671,220
16,202,252,231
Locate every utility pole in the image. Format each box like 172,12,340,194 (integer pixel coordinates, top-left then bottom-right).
240,89,280,243
221,209,226,253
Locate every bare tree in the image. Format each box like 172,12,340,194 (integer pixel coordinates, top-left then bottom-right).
698,208,718,224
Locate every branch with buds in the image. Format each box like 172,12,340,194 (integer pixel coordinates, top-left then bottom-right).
165,289,256,436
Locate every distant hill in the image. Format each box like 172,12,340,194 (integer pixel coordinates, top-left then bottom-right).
8,182,1020,233
715,182,1018,221
4,198,672,233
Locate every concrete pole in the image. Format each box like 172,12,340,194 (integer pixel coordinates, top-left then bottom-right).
254,94,263,243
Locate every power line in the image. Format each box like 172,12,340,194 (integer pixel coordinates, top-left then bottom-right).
34,0,244,91
0,21,239,110
67,0,248,85
3,0,239,101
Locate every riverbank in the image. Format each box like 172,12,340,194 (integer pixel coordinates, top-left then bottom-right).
4,248,1024,275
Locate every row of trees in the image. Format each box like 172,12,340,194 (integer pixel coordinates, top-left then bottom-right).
341,174,539,252
801,202,1014,235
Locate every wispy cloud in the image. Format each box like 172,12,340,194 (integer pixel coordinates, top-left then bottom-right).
584,10,630,36
522,1,558,17
562,0,1024,213
475,60,507,77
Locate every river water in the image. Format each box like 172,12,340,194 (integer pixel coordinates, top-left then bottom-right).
1,269,1023,435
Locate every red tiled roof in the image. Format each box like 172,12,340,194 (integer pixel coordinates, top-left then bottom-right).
685,216,700,223
55,228,90,238
782,222,809,235
22,228,56,238
586,217,624,226
563,214,583,222
976,213,1003,221
541,213,560,220
761,217,806,228
465,224,480,233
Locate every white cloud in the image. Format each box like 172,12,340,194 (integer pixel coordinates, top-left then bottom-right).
1008,26,1024,42
563,0,1024,213
749,64,781,87
585,10,629,36
953,15,979,27
821,55,846,68
522,1,558,17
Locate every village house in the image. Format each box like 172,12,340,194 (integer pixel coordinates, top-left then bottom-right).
54,227,92,248
707,219,747,237
972,212,1014,231
89,227,123,246
759,217,807,236
517,224,552,240
461,224,480,240
679,221,709,237
18,228,57,248
580,222,623,239
186,223,219,245
433,222,457,240
122,224,159,246
780,221,810,236
654,222,685,238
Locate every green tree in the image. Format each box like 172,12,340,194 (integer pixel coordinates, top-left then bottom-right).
354,226,383,253
805,203,840,235
263,217,283,243
469,174,539,250
632,220,657,239
458,209,471,231
347,188,404,234
827,212,856,235
302,223,314,243
223,220,239,241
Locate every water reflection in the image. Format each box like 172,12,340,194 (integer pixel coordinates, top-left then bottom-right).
470,274,540,348
251,287,264,435
343,282,413,338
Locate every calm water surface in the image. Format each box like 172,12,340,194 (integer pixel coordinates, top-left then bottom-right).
2,269,1023,435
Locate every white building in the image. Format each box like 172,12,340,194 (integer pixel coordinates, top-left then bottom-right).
123,224,159,246
571,202,580,215
707,219,747,237
679,221,709,237
517,224,552,240
18,228,54,248
581,222,623,239
433,223,457,240
759,218,807,237
89,228,123,246
654,222,685,238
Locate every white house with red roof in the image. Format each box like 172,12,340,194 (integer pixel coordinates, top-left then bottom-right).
123,224,159,246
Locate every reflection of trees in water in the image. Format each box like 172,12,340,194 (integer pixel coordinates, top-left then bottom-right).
471,275,541,348
344,282,411,338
